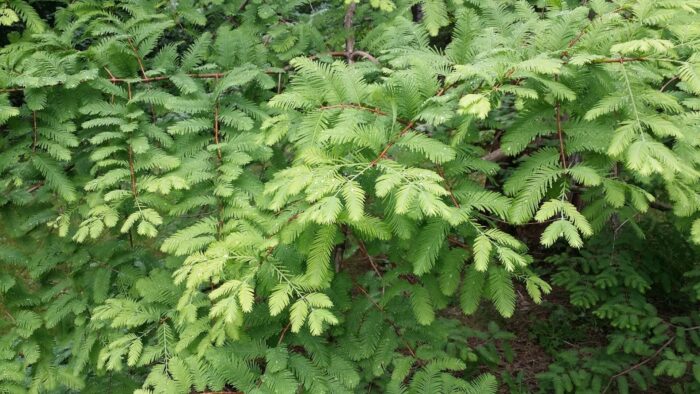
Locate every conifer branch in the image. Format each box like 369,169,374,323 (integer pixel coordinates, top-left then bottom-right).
660,76,679,92
356,237,383,281
344,2,356,64
369,120,415,167
127,37,149,80
277,322,291,346
437,165,460,208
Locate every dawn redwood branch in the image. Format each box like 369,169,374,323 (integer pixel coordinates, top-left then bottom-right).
350,50,379,64
481,148,506,162
344,2,357,64
127,37,149,80
602,335,677,393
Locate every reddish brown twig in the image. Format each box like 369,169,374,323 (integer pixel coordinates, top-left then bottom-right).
277,322,291,346
437,165,460,208
127,37,149,80
357,238,383,281
368,120,415,167
602,335,675,393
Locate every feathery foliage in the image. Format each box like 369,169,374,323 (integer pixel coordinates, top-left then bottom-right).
1,0,700,393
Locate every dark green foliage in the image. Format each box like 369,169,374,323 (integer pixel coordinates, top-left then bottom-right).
0,0,699,393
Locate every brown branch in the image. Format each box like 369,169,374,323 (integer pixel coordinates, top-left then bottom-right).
567,29,588,49
103,66,117,82
349,50,379,64
603,324,700,393
481,148,506,162
602,335,675,393
357,238,383,281
344,2,357,64
277,322,291,346
27,181,44,193
127,37,149,80
660,76,679,92
437,165,460,208
369,120,415,167
447,236,469,250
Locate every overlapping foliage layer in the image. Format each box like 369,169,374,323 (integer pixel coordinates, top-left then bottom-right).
1,0,700,393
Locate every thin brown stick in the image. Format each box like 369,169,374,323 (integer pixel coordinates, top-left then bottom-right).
660,76,679,92
344,2,357,64
103,66,117,82
27,182,44,193
350,50,379,64
127,37,149,80
447,236,469,250
357,239,383,280
277,322,291,346
369,121,414,167
602,335,675,393
437,165,460,208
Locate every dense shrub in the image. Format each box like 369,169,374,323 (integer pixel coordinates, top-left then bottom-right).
1,0,699,393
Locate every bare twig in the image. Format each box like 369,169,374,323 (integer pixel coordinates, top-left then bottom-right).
660,76,679,92
344,2,357,64
127,37,149,80
349,50,379,64
603,325,700,393
277,322,291,346
357,238,383,281
602,335,675,393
